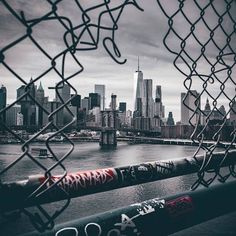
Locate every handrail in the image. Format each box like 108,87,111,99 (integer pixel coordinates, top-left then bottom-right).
1,149,236,212
22,180,236,236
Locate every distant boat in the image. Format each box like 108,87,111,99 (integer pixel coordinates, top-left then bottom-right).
31,148,53,159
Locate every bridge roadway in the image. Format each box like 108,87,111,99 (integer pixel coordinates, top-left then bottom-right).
7,125,236,148
118,136,236,148
79,125,161,134
9,125,161,134
67,135,236,149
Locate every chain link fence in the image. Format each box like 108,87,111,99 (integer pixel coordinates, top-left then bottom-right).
0,0,144,232
157,0,236,189
0,0,235,233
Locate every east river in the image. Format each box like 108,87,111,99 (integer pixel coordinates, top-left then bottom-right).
0,142,235,235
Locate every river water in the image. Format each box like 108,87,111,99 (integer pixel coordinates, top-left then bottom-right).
0,142,207,235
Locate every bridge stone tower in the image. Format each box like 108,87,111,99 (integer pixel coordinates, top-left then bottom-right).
100,110,118,148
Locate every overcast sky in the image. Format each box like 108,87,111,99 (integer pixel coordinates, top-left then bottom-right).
0,0,235,121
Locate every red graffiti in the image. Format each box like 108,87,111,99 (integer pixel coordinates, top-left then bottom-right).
166,195,194,218
39,168,117,193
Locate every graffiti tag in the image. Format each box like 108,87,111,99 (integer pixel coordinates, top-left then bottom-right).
43,168,117,193
166,195,194,218
155,161,174,177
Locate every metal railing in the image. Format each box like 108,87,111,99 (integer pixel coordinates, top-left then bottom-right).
1,150,235,213
22,180,236,236
0,0,236,235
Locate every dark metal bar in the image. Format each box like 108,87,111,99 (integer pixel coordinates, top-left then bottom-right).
0,150,236,212
22,180,236,236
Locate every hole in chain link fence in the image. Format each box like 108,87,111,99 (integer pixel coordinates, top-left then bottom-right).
0,0,235,233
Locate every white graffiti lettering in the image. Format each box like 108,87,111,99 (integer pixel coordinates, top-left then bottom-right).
137,205,155,215
55,227,78,236
84,222,102,236
156,161,174,176
107,229,121,236
137,166,148,171
54,199,165,236
133,199,165,217
115,214,136,231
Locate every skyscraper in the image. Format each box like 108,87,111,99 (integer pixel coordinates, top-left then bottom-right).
17,78,36,104
89,93,101,109
118,102,126,126
0,85,7,123
36,81,45,127
134,57,144,111
28,77,36,104
211,105,226,123
111,94,117,110
167,112,175,126
202,98,211,125
136,97,143,116
143,79,154,118
71,94,81,108
154,98,161,115
119,102,126,112
17,85,25,103
16,79,36,126
230,99,236,126
56,83,70,103
36,82,44,104
156,85,162,102
55,83,71,125
43,100,64,127
153,97,161,127
154,85,162,119
81,97,91,114
162,104,165,118
181,90,201,125
95,84,105,110
6,105,21,126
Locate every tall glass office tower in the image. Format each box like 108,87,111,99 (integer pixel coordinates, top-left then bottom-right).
143,79,154,118
0,84,7,123
95,84,105,110
181,90,201,125
134,57,144,112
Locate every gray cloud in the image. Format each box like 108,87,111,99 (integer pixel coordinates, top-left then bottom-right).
0,0,235,122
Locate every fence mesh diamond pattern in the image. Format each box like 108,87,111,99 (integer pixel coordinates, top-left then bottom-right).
0,0,235,232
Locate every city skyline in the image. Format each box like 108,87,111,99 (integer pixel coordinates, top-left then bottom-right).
0,1,235,122
0,2,236,235
2,78,233,130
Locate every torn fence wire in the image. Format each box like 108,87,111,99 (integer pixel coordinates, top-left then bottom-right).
157,0,236,188
0,0,236,233
0,0,144,230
